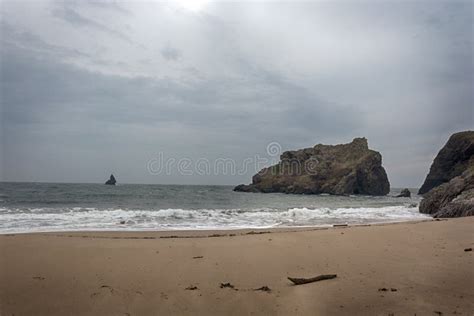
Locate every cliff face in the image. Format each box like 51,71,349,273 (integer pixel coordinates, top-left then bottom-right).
418,131,474,218
418,131,474,194
419,161,474,218
234,138,390,196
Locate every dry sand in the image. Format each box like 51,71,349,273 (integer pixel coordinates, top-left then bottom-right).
1,218,473,315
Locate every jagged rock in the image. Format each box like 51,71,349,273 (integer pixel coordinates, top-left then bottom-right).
234,138,390,195
233,184,259,193
418,131,474,218
419,163,474,218
105,174,116,185
396,188,411,198
418,131,474,194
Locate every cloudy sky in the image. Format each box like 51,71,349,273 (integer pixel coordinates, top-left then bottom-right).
1,0,472,187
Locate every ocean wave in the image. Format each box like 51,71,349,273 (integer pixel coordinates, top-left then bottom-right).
0,205,430,234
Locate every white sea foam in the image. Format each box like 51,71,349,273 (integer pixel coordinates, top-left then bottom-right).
0,205,430,234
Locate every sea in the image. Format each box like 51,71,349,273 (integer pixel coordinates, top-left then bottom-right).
0,182,431,234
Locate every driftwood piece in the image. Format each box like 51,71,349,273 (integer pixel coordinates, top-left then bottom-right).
254,286,271,292
220,282,236,289
288,274,337,285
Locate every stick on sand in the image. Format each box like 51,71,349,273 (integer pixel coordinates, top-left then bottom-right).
288,274,337,285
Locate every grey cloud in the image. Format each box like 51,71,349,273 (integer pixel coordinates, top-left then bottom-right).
160,46,181,61
1,0,472,186
1,38,364,183
51,3,133,43
84,0,131,15
1,21,90,60
0,22,134,82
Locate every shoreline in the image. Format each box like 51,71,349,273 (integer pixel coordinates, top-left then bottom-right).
1,217,472,315
0,217,436,237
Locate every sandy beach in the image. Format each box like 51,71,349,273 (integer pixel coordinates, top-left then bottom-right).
1,218,473,315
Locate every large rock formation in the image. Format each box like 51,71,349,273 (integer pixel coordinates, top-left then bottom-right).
419,162,474,218
418,131,474,218
234,138,390,195
418,131,474,194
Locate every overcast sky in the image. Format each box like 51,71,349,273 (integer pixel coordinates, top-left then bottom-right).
1,0,472,187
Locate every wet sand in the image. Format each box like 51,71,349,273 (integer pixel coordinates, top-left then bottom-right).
1,217,473,315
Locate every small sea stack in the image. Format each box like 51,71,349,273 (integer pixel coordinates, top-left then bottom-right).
396,188,411,198
105,174,117,185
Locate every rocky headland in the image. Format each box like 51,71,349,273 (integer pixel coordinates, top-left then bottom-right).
234,138,390,195
418,131,474,194
419,131,474,218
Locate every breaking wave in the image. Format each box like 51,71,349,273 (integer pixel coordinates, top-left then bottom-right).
0,205,430,234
